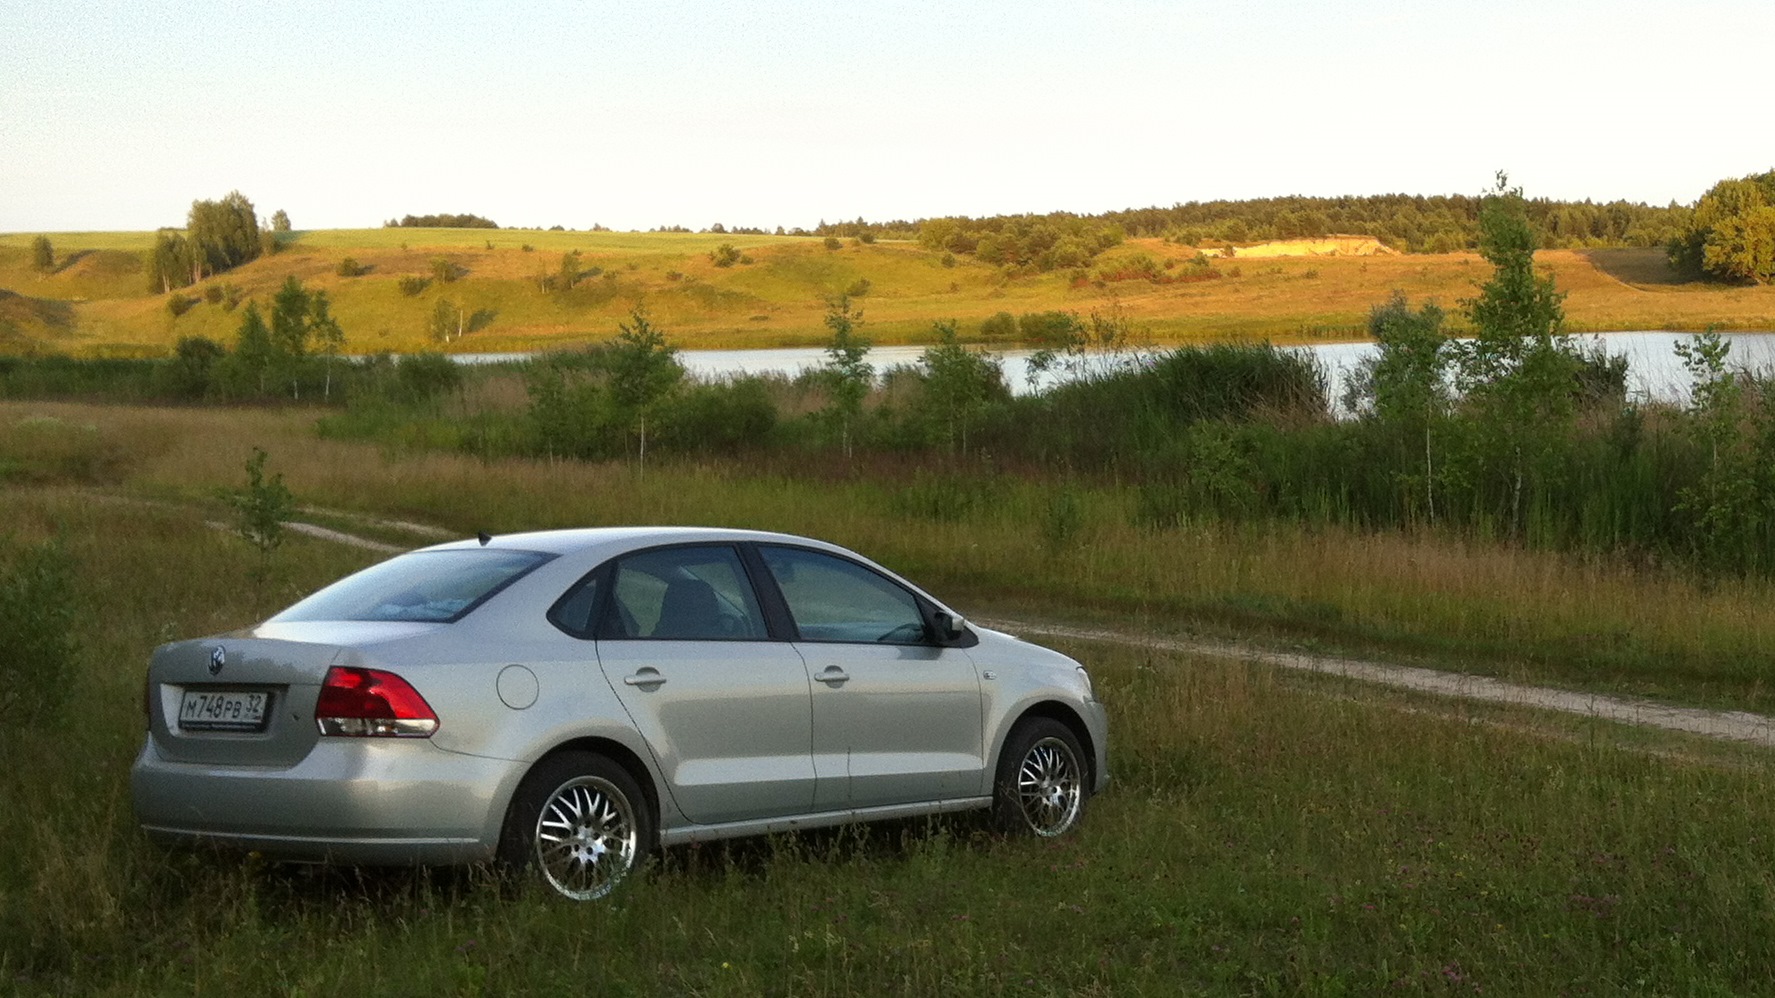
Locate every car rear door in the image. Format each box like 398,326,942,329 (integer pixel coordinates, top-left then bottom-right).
591,544,816,825
753,544,984,810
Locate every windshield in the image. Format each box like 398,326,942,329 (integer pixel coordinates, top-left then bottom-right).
271,549,553,624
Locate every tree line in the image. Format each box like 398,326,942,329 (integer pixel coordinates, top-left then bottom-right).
812,192,1689,266
384,213,499,229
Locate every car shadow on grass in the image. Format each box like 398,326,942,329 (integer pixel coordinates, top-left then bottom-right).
652,814,998,882
213,815,1004,906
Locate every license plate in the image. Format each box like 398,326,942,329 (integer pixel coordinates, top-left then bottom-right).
178,689,270,732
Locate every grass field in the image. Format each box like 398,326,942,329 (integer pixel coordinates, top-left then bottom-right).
3,228,1773,358
8,399,1775,710
5,405,1775,993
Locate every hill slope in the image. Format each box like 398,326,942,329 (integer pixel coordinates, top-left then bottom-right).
0,230,1771,357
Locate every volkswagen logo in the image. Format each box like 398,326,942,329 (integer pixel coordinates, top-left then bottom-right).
209,645,226,676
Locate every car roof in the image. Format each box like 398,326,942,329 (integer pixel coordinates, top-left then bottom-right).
413,526,951,615
421,526,844,558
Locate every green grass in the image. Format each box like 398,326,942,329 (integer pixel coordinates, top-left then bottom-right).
0,231,162,252
9,398,1775,709
5,480,1775,994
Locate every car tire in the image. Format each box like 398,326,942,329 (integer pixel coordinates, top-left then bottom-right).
991,717,1088,838
499,751,652,900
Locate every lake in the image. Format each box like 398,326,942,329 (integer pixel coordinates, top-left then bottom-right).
453,330,1775,407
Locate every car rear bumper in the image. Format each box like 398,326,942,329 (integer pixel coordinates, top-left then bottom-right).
131,737,526,865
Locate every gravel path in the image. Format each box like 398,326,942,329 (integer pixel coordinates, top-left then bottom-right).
279,521,407,553
983,619,1775,749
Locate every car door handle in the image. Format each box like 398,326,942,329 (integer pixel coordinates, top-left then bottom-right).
813,667,849,686
623,669,667,688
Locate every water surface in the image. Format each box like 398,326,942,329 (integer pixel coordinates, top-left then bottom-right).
456,330,1775,406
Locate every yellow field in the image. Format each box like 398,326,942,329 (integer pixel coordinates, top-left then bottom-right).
2,228,1773,357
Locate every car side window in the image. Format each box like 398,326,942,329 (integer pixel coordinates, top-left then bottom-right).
599,546,768,641
759,546,928,644
548,571,602,638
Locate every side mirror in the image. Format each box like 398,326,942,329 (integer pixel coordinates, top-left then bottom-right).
932,610,967,644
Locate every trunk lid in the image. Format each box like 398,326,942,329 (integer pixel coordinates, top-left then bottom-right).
145,622,439,766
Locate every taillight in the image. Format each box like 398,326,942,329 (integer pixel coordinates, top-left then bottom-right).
315,666,439,737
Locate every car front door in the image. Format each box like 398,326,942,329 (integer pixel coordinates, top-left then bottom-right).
591,544,815,826
754,545,984,811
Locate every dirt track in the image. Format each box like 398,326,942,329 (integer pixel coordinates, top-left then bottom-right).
983,619,1775,749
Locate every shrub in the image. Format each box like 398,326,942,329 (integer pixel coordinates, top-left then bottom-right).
398,276,429,297
979,311,1018,341
524,360,619,460
203,284,224,304
710,243,741,267
660,378,778,453
166,294,197,318
156,336,225,400
395,352,463,403
941,252,956,268
429,298,462,343
1144,343,1329,423
846,278,873,297
1042,487,1083,553
216,447,295,564
430,257,460,283
1019,310,1081,345
823,236,843,251
1094,252,1164,283
336,257,366,277
30,235,55,273
859,232,876,245
554,251,583,292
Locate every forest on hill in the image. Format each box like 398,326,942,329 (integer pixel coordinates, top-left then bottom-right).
810,191,1690,271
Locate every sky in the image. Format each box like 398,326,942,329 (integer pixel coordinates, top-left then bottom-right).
2,0,1771,234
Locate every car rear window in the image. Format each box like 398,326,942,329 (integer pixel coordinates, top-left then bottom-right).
271,549,553,624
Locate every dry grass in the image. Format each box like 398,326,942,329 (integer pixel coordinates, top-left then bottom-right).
3,231,1771,358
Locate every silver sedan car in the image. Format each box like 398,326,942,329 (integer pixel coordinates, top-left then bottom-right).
132,527,1109,899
